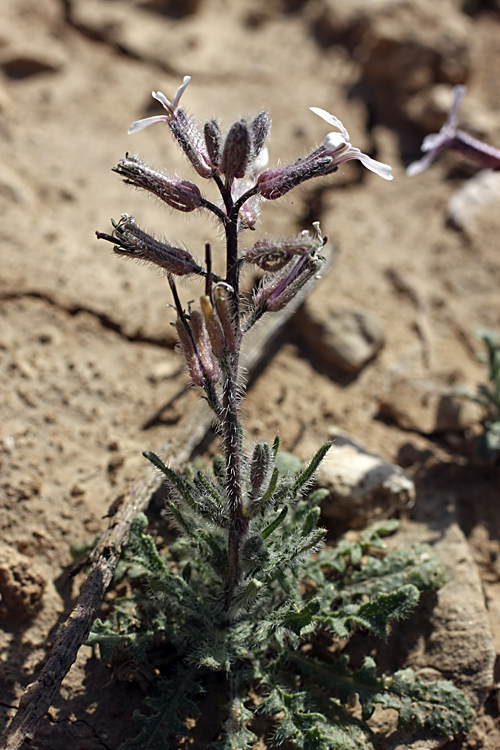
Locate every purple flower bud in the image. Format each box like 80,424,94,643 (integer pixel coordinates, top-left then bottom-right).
96,215,204,277
204,119,223,168
254,252,325,313
257,154,333,199
169,109,213,179
220,120,252,180
114,155,203,212
175,318,204,387
251,111,271,160
190,310,220,382
243,223,326,272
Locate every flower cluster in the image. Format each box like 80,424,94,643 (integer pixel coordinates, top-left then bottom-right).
97,74,393,424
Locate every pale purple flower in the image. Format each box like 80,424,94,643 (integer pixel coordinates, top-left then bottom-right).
128,76,191,134
407,86,465,177
407,86,500,177
310,107,394,181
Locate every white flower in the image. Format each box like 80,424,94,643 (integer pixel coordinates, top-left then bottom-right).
310,107,393,181
128,76,191,135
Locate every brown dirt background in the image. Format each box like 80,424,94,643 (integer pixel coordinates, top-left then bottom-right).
1,0,500,747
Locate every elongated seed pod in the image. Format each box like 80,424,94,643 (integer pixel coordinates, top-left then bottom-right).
200,295,224,358
175,318,204,387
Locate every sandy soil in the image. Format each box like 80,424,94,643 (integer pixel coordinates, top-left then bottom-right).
2,0,500,747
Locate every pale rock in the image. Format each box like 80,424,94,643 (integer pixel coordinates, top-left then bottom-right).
447,170,500,231
295,304,385,374
379,376,484,434
314,430,415,527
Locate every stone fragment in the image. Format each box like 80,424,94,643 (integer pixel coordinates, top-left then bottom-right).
0,544,46,622
295,304,385,374
376,511,495,748
447,170,500,231
315,430,415,527
378,376,484,434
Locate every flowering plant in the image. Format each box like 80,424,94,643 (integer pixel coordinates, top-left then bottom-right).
94,77,473,749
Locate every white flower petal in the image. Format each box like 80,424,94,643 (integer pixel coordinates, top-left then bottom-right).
152,91,172,111
449,85,466,131
172,76,191,110
310,107,350,142
421,133,442,153
323,132,347,151
358,153,393,180
128,115,169,134
406,149,439,177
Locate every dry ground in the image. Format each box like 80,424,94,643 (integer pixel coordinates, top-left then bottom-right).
1,0,500,747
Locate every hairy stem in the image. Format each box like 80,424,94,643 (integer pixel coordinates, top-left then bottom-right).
223,353,246,608
222,194,246,607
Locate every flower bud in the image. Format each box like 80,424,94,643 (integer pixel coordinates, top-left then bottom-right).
96,215,204,277
169,109,213,178
113,155,203,212
243,225,325,272
256,154,333,200
244,239,302,272
254,253,325,313
204,119,223,168
175,318,204,387
220,120,252,180
251,111,271,160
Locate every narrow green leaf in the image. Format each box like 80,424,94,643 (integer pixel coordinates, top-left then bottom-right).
261,507,288,539
259,466,279,506
291,441,332,495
